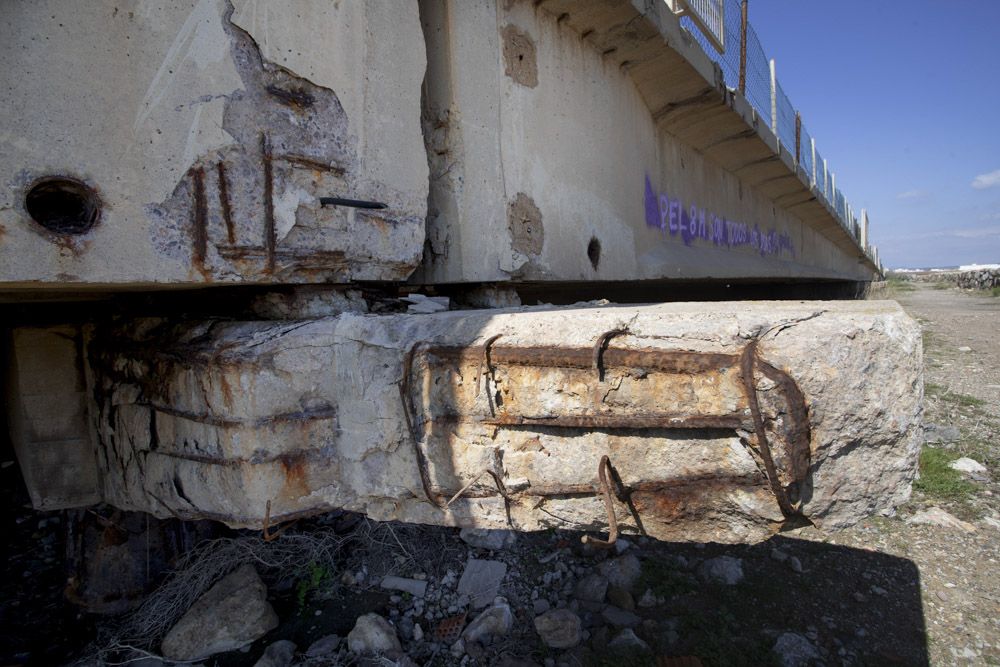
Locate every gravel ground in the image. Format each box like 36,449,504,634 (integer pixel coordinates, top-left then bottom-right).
827,281,1000,667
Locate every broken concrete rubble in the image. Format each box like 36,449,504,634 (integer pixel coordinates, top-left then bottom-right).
160,564,278,660
74,300,920,544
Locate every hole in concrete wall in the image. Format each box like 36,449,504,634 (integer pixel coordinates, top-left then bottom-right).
24,177,101,235
587,237,601,270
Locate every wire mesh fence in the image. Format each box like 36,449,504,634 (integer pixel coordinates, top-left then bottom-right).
774,80,796,150
676,0,870,254
743,26,771,122
799,124,815,185
679,6,740,86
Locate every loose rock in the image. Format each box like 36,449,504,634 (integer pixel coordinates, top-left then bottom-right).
597,554,641,590
160,564,279,661
950,457,988,478
923,423,961,444
347,613,402,655
907,507,976,532
532,599,551,615
459,528,517,550
606,585,634,610
773,632,821,667
305,634,341,657
637,589,659,608
253,640,296,667
533,609,582,649
457,559,508,608
601,605,641,628
462,600,514,645
574,573,608,603
381,575,428,598
698,556,745,585
607,628,650,654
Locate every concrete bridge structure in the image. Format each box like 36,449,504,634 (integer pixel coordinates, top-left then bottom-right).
1,1,909,548
0,0,878,296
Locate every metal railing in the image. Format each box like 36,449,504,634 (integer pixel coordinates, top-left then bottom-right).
674,0,878,269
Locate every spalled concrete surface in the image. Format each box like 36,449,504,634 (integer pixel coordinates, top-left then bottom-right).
80,301,920,543
0,0,427,288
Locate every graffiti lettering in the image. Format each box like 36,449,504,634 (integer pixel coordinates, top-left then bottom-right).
644,175,795,258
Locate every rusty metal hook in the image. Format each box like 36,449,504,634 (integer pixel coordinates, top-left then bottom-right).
262,499,298,542
739,340,797,518
592,329,629,382
480,334,503,415
399,343,448,509
581,455,619,549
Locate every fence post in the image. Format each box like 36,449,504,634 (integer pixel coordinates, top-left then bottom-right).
810,138,817,186
738,0,748,94
822,159,828,198
769,58,777,134
794,112,801,165
861,209,869,250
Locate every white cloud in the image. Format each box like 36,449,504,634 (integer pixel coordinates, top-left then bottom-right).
896,189,926,200
971,169,1000,190
952,225,1000,238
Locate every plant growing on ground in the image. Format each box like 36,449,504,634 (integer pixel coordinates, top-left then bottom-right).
296,561,332,611
913,447,976,502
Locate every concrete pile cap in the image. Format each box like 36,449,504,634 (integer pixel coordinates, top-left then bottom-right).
82,300,921,544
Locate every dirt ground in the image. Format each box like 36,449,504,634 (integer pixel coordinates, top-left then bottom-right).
828,280,1000,666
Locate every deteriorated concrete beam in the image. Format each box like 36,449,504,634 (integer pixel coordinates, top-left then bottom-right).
0,0,427,289
82,301,921,544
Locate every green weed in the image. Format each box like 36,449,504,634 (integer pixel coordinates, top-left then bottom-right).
296,561,332,611
885,273,915,293
913,447,976,502
925,383,986,409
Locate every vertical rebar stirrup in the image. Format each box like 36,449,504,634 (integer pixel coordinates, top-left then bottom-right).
581,455,619,549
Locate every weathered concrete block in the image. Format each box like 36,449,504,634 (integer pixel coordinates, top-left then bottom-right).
85,301,921,543
5,326,99,509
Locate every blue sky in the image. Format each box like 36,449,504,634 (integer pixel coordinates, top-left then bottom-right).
745,1,1000,268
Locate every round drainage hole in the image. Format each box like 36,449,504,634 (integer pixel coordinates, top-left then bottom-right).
25,177,101,235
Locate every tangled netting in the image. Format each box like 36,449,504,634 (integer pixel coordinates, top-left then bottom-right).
88,532,347,665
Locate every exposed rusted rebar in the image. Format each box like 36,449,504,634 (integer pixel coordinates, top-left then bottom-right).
262,499,298,542
739,340,797,517
581,455,619,549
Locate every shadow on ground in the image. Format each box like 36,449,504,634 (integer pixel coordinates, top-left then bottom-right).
0,503,929,667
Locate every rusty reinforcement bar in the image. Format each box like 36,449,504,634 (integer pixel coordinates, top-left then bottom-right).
399,331,811,531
